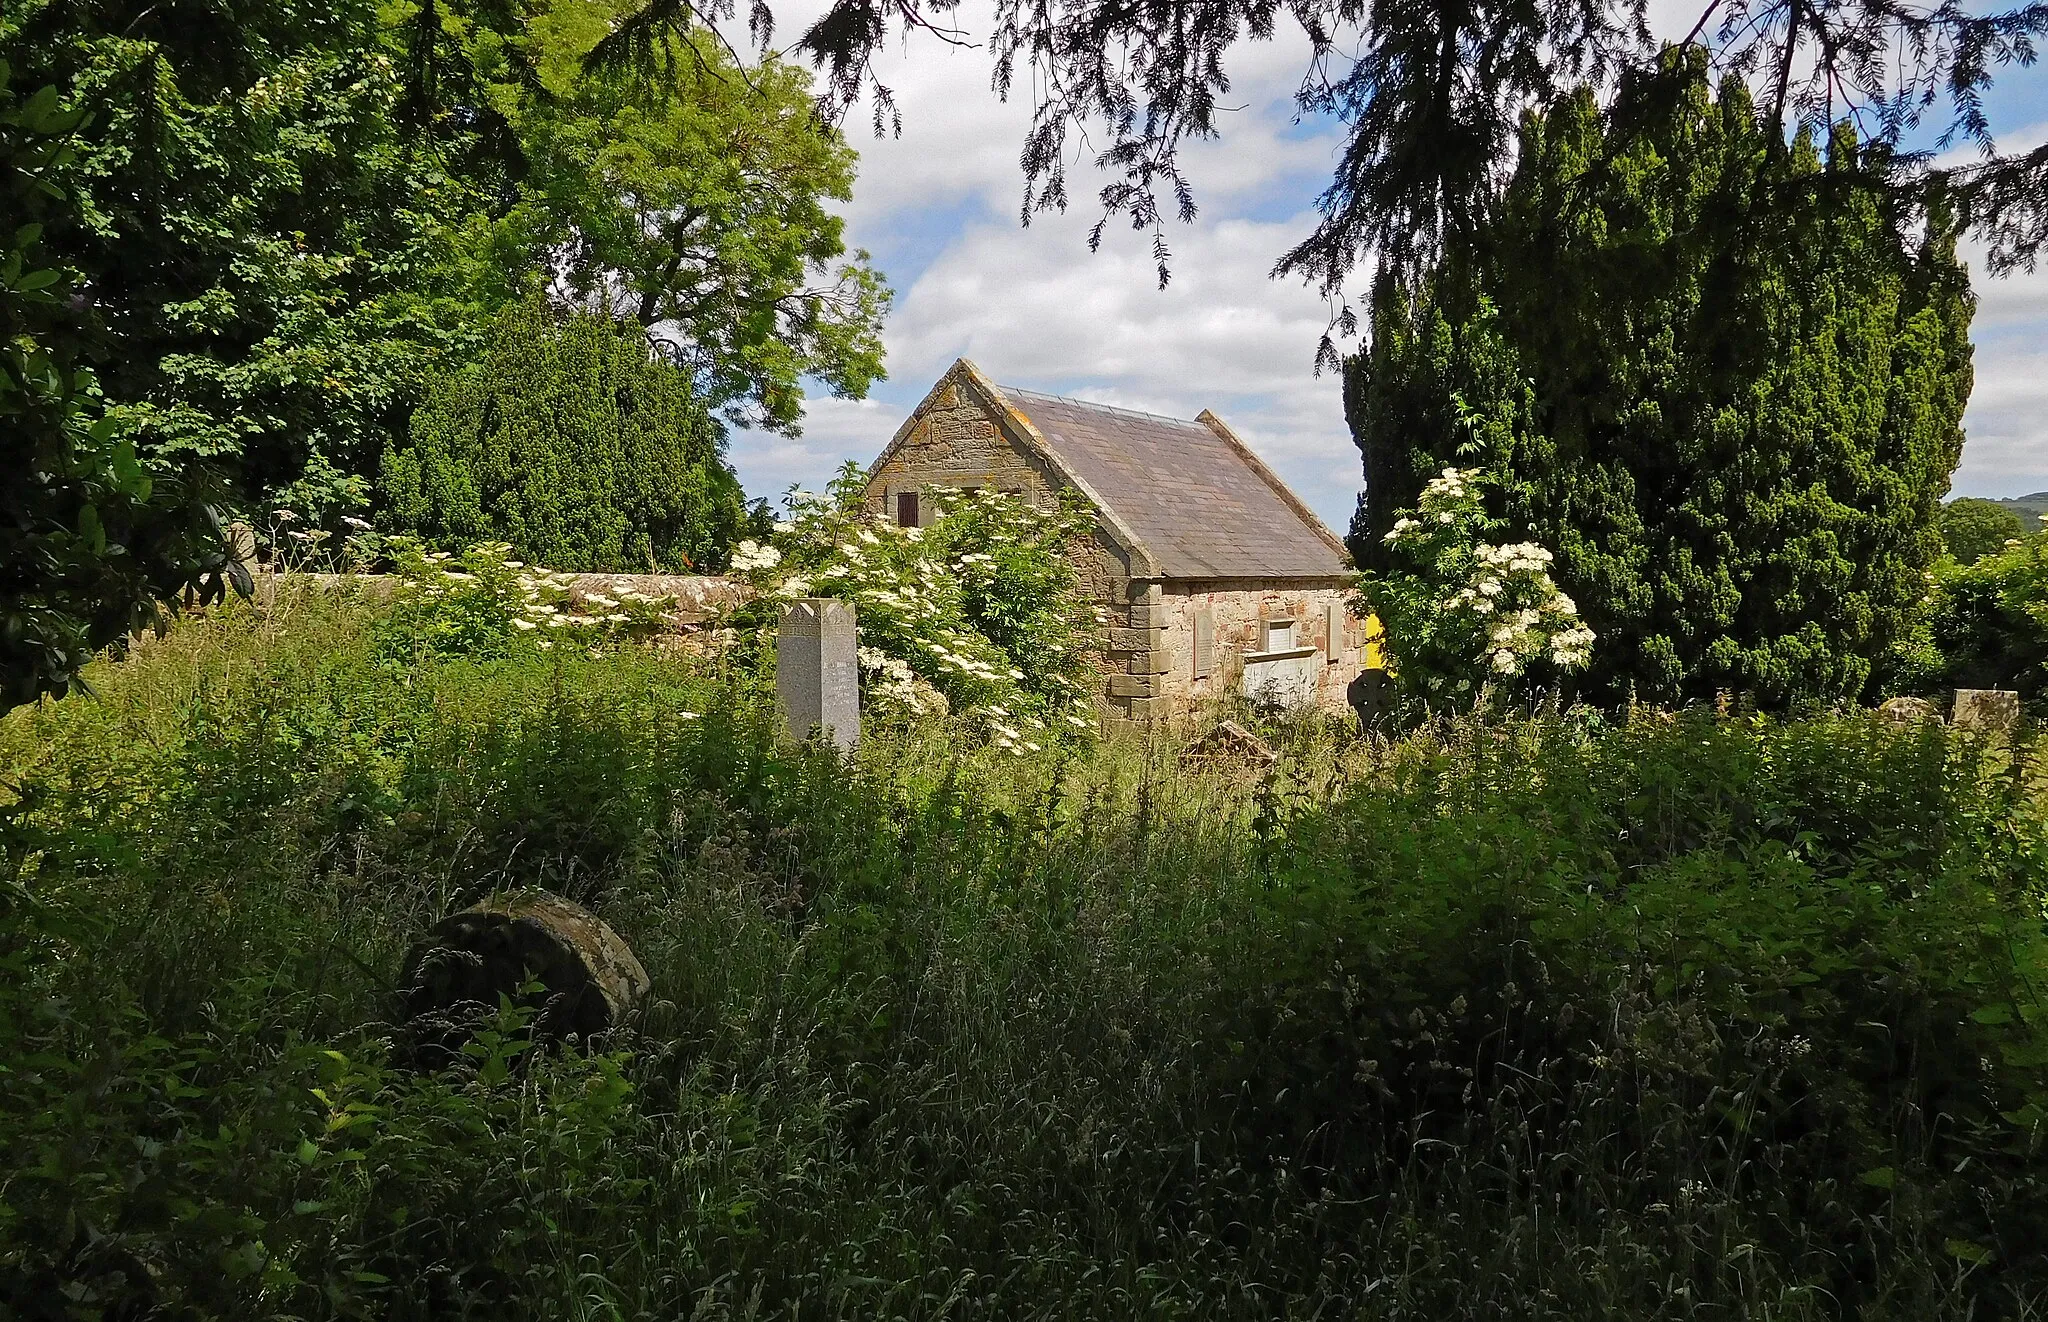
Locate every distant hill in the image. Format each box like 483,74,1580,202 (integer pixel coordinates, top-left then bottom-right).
1971,492,2048,522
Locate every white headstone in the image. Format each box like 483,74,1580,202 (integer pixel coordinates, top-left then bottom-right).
777,599,859,751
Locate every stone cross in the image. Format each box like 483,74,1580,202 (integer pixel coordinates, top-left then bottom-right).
776,598,859,751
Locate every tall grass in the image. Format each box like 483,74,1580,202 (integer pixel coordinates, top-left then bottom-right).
2,585,2044,1318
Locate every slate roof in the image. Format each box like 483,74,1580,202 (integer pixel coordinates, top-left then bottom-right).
994,384,1351,580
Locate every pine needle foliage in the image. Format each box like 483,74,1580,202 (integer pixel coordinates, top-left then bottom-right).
1347,52,1975,708
382,299,758,573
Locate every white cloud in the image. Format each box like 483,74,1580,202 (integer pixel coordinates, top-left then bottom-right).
1954,235,2048,500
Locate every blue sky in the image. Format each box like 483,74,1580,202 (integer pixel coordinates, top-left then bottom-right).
728,3,2048,532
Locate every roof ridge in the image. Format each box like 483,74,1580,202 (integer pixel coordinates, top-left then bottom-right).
998,383,1207,429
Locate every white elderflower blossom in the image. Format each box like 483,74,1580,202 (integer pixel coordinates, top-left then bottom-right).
730,540,781,572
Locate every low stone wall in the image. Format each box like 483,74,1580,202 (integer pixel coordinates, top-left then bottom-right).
243,569,747,628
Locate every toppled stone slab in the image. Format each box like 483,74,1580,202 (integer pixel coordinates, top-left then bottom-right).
1953,688,2021,734
1182,718,1280,769
399,891,649,1065
1878,696,1943,726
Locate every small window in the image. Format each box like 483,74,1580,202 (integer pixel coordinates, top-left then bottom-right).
896,491,920,527
1192,609,1214,679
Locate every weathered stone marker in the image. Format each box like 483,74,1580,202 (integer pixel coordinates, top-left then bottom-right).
777,598,859,751
1953,688,2021,734
398,890,650,1066
1878,695,1942,725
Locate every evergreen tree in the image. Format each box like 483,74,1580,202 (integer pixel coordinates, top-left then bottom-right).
1346,52,1974,708
382,300,758,572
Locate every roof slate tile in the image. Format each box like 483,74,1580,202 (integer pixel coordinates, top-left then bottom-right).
996,385,1350,580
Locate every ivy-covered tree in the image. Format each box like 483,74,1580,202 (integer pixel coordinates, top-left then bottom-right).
5,0,497,522
0,62,238,711
382,300,759,572
1346,53,1974,708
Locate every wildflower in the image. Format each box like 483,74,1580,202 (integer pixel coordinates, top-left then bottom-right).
272,509,297,523
512,618,537,631
342,516,374,531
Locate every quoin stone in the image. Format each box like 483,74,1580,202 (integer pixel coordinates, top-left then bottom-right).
777,598,859,751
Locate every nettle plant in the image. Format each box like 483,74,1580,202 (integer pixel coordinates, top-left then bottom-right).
730,464,1101,749
1367,466,1594,705
375,538,673,664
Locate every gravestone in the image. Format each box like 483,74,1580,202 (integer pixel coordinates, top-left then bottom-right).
1953,688,2020,734
777,598,859,751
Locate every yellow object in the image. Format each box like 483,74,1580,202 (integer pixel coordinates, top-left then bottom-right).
1362,612,1389,672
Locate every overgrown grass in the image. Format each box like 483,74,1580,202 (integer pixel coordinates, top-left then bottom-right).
3,585,2045,1318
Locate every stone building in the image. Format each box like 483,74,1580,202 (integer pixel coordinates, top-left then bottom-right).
863,359,1375,720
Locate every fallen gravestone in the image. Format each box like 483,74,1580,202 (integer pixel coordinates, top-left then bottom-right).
398,891,649,1065
1182,718,1280,769
1878,696,1942,725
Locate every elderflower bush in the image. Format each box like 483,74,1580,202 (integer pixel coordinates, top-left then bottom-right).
1366,466,1594,704
374,539,672,665
729,463,1100,749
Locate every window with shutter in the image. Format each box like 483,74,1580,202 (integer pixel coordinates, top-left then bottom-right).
896,491,919,527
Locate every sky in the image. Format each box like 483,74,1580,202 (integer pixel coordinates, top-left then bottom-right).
726,2,2048,532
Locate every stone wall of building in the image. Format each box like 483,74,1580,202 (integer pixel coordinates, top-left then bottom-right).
862,378,1366,722
1105,579,1364,719
863,381,1062,515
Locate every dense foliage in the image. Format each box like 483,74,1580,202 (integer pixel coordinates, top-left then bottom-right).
3,0,490,520
383,301,758,572
1941,497,2030,564
0,0,886,519
1,598,2044,1316
1346,56,1974,708
1365,465,1593,706
728,465,1101,737
0,61,239,712
503,7,888,433
1910,523,2048,700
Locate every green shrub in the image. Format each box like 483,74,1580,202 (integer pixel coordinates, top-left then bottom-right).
727,463,1102,742
1346,54,1974,708
1919,529,2048,699
382,299,761,573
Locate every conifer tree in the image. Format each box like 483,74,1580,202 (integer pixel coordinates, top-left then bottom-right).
382,300,758,573
1346,52,1974,707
